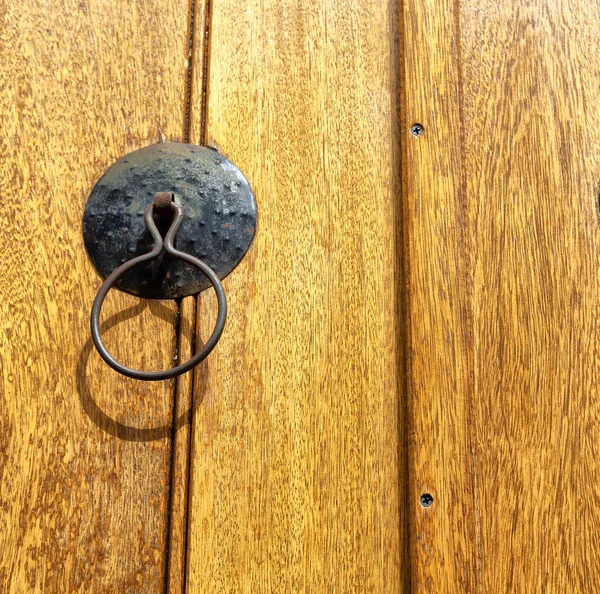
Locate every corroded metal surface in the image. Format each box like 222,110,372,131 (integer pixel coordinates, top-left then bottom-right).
82,143,256,299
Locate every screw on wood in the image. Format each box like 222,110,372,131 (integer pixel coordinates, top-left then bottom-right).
419,493,434,508
410,123,424,137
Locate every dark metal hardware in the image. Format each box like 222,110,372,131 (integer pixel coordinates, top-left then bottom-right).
419,493,434,508
82,142,256,380
90,194,227,381
410,123,424,137
82,143,256,299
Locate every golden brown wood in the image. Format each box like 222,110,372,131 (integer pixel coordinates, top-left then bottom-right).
0,1,191,591
403,0,600,591
465,1,600,590
184,0,407,592
400,0,476,590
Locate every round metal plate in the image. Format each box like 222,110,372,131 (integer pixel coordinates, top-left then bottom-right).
82,143,256,299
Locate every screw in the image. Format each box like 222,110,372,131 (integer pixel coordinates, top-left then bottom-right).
419,493,434,508
410,123,424,137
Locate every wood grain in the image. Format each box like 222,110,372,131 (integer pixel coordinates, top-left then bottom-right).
463,0,600,590
0,1,190,591
184,0,407,592
400,0,476,590
403,0,600,590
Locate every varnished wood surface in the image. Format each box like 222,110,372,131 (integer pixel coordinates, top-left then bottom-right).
7,1,592,590
0,1,191,591
403,0,600,591
464,1,600,590
400,0,476,590
185,0,407,592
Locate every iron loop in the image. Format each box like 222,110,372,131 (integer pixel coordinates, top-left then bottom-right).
90,195,227,380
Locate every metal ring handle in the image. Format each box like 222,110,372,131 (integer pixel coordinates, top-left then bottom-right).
90,195,227,381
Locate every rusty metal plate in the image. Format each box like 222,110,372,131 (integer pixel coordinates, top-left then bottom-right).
82,143,256,299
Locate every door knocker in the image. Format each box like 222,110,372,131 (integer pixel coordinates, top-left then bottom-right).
82,142,257,380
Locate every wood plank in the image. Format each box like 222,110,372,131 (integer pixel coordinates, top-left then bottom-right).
460,0,600,590
185,1,407,592
0,1,190,591
400,0,476,590
404,0,600,590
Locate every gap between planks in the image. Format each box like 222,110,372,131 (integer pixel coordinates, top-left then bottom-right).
165,1,210,592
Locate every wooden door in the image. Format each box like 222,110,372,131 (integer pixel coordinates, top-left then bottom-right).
3,0,599,593
1,0,405,592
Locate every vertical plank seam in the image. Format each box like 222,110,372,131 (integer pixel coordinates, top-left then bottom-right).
181,338,195,594
199,0,212,145
165,302,184,594
184,0,197,143
395,1,412,591
165,0,201,591
182,2,212,593
452,1,481,591
397,1,418,588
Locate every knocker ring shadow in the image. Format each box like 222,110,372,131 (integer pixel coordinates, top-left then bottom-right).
75,299,208,442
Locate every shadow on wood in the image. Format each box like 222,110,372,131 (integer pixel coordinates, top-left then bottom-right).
76,299,208,441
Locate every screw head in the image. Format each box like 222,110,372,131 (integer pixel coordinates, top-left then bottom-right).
419,493,434,508
410,123,424,137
